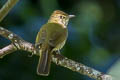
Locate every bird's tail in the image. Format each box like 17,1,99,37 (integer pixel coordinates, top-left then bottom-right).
37,45,52,76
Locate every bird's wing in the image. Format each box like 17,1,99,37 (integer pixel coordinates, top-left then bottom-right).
47,23,68,49
35,26,47,46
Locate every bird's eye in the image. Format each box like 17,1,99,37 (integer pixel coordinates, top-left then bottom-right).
60,16,63,19
60,16,65,19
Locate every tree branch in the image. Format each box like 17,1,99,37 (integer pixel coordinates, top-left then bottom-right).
0,26,35,53
0,26,112,80
0,44,16,58
0,0,19,22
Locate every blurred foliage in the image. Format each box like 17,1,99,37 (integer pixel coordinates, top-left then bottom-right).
0,0,120,80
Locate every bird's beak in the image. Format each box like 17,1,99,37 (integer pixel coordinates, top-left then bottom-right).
69,15,75,18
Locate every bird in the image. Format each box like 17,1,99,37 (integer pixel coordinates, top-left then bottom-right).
35,10,75,76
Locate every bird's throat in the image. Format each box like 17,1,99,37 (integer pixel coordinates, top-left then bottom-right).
48,20,67,28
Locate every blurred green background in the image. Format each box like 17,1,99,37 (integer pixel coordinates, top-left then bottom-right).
0,0,120,80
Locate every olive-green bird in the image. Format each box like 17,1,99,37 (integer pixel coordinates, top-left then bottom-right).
35,10,75,76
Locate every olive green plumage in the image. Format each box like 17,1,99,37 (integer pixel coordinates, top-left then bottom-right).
35,23,68,76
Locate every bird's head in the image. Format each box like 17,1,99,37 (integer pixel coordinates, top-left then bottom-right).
48,10,75,28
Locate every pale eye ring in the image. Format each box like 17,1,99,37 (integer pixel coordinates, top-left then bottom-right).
63,16,65,19
60,16,65,19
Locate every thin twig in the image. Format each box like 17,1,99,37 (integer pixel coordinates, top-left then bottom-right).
0,44,16,58
0,26,112,80
0,0,19,22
